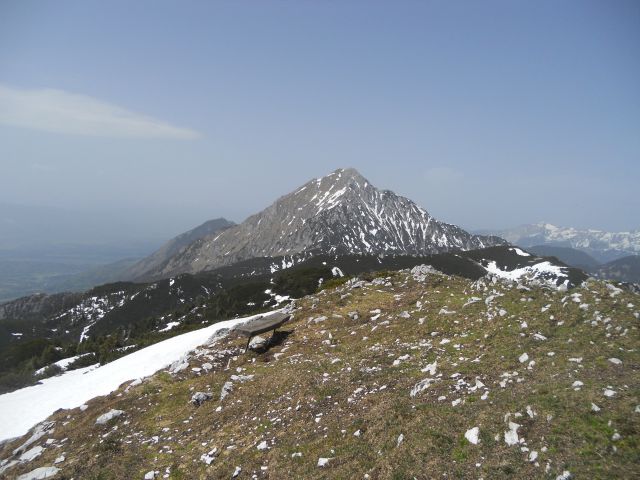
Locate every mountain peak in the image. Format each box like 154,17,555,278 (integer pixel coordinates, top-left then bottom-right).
130,168,506,280
332,167,363,179
315,167,368,191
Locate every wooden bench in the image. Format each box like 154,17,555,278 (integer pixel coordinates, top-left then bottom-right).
234,312,291,352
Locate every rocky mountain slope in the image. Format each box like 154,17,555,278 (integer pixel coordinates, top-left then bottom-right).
132,168,506,280
1,266,637,479
489,223,640,263
123,218,235,281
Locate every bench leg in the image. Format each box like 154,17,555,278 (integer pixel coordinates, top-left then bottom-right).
245,335,252,353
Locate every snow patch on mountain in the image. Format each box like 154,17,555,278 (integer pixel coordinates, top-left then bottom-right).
0,312,269,442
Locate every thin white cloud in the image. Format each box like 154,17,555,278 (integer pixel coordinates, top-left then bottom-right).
0,84,201,139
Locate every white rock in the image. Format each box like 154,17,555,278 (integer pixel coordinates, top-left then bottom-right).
191,392,213,406
317,457,332,467
54,455,65,464
0,461,19,475
608,358,622,365
353,429,362,437
291,452,302,458
16,467,60,480
220,381,233,401
529,451,538,462
256,440,268,450
604,389,616,398
248,335,268,350
591,403,601,412
144,471,156,479
410,377,438,397
421,361,437,375
397,433,404,446
12,421,55,456
504,422,520,446
19,446,44,462
464,427,480,445
518,353,529,363
95,409,124,425
232,466,242,477
556,470,572,480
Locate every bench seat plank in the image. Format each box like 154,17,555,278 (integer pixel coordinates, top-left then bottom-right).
235,312,291,337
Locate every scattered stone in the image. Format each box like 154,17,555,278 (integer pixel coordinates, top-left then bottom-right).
257,440,268,450
200,448,218,465
397,433,404,447
232,466,242,477
410,377,438,397
95,409,124,425
317,457,332,467
249,335,268,350
19,446,44,462
191,392,213,407
16,467,60,480
519,353,529,363
13,421,55,456
421,361,437,375
504,422,520,446
608,358,622,365
220,382,233,401
465,427,480,445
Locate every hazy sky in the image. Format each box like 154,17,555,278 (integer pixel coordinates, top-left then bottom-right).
1,0,638,243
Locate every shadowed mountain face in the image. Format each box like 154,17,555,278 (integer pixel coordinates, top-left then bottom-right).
123,218,235,281
594,255,640,284
132,168,506,280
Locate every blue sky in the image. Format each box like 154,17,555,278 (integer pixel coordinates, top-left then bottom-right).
0,0,638,242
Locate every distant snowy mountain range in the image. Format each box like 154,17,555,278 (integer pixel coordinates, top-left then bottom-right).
130,168,506,280
484,223,640,263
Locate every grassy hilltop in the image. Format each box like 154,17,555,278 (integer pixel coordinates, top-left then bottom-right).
1,268,638,479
